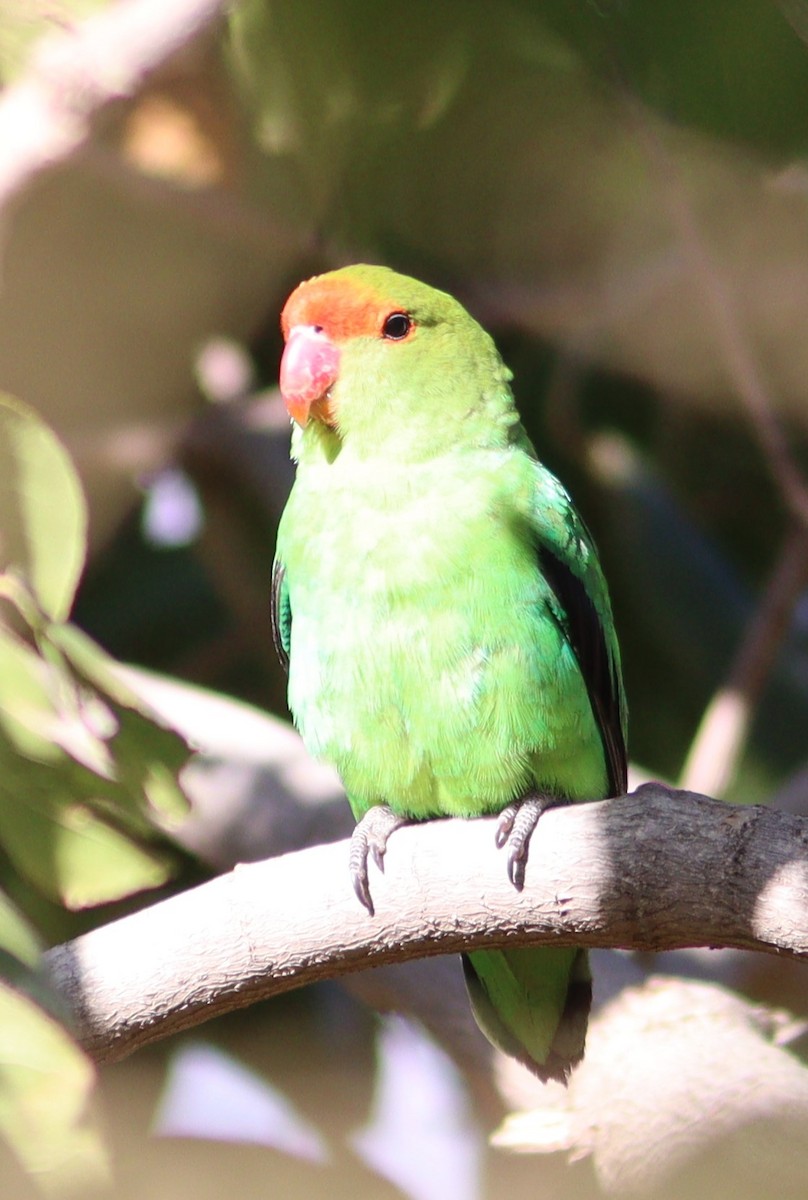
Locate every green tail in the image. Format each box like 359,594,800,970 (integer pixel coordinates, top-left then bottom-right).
462,947,591,1083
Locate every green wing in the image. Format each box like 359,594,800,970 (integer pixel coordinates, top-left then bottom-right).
270,559,291,674
530,463,628,796
464,459,628,1082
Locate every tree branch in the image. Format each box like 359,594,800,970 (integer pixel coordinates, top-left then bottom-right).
0,0,228,210
44,784,808,1064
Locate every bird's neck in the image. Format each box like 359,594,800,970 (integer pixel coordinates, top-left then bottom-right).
291,387,523,469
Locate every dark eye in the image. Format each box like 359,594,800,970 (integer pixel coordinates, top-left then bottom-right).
382,312,411,340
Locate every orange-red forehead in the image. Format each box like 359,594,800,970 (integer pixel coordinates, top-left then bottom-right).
281,274,397,343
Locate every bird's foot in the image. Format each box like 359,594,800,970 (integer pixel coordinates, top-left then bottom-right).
349,804,408,915
495,792,567,890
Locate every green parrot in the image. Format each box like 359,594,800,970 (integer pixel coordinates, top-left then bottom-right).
272,264,627,1082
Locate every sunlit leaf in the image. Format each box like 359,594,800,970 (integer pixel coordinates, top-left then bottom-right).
0,395,87,622
0,891,41,969
48,623,145,711
0,982,109,1194
141,761,189,826
0,627,63,763
46,689,117,781
0,787,174,910
0,626,118,777
0,615,191,908
48,624,191,826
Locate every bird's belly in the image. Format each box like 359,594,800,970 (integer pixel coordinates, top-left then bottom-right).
288,572,606,820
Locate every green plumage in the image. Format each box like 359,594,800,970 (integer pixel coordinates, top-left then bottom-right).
274,264,627,1081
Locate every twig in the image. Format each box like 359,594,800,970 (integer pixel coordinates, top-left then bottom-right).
45,784,808,1064
682,524,808,795
627,98,808,528
0,0,229,212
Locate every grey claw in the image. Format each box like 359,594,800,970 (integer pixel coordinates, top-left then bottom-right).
497,793,567,891
348,804,407,914
349,839,375,914
495,802,518,848
353,873,374,914
508,848,526,890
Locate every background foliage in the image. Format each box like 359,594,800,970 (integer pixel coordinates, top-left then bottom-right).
2,0,808,1197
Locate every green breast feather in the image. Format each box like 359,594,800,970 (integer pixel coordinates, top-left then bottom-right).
275,449,624,817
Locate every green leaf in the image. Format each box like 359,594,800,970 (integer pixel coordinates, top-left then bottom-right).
0,394,87,622
0,982,109,1194
141,760,190,826
48,627,191,827
0,786,174,910
0,617,190,909
0,891,41,969
111,709,190,828
0,893,107,1192
0,627,63,762
47,624,144,710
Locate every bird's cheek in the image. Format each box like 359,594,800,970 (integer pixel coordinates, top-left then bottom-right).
280,328,341,427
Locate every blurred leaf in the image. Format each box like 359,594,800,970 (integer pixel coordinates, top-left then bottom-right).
141,760,189,826
0,891,41,969
0,600,191,1185
48,623,147,711
0,981,108,1195
0,861,107,1198
0,627,64,763
228,0,476,201
46,689,117,782
0,394,87,623
0,784,174,910
50,626,191,828
0,397,192,918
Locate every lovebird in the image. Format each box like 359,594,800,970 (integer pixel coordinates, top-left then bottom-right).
272,264,627,1082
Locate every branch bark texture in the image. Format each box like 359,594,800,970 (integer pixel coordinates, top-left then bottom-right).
45,784,808,1064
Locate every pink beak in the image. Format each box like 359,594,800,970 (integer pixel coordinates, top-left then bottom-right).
280,326,341,427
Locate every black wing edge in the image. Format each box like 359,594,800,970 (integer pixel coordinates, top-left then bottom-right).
270,559,290,675
539,547,627,798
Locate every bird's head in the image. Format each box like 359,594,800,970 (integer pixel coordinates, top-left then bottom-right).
279,264,515,459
